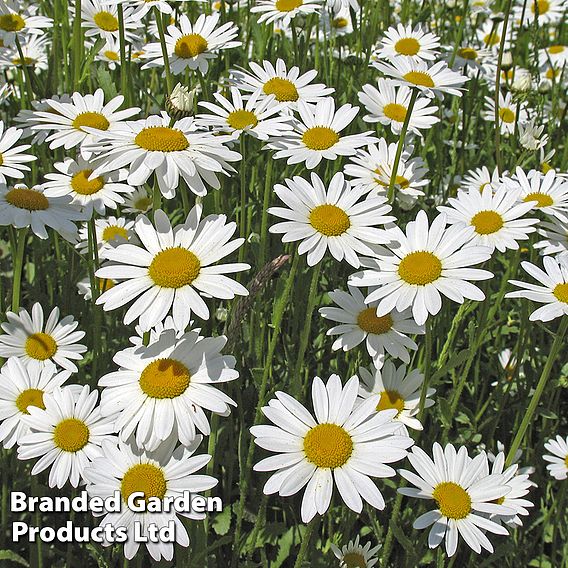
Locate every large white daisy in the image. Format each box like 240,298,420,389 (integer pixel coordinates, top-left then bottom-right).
268,172,395,267
251,374,414,522
98,329,238,451
0,303,87,372
251,0,323,27
375,24,440,63
349,211,493,325
95,207,249,331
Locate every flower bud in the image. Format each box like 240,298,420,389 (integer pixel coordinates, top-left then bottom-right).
166,83,196,120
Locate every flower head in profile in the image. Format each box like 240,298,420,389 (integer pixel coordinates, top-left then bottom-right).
251,374,414,522
0,120,36,184
251,0,323,27
543,435,568,480
331,535,380,568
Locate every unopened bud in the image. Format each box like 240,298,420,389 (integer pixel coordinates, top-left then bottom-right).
501,52,513,71
538,79,552,93
512,69,532,92
166,83,196,120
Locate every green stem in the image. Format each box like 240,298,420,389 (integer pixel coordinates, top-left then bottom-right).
155,8,173,95
293,517,318,568
14,36,34,106
11,228,28,312
381,491,403,566
238,135,247,265
387,89,418,203
72,0,83,90
505,316,568,466
117,5,129,105
418,318,433,419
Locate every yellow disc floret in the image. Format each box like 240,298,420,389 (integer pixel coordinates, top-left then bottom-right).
471,210,504,235
227,110,258,130
302,126,340,150
174,34,208,58
139,358,191,399
25,332,57,360
71,170,105,195
16,388,45,414
53,418,90,452
398,251,443,285
432,481,472,519
72,112,110,131
357,308,393,335
148,247,201,288
121,463,167,503
262,77,299,102
135,126,189,152
5,187,49,211
309,204,350,236
394,37,421,56
303,423,353,469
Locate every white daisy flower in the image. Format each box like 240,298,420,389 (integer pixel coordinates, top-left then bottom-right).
18,385,117,488
197,87,293,140
543,435,568,480
344,140,429,205
538,44,568,68
518,0,566,25
487,442,535,478
81,0,140,42
358,360,434,431
483,92,528,135
319,7,354,37
94,37,123,69
483,451,534,527
0,1,52,46
350,211,493,325
399,443,514,557
230,58,334,108
83,436,217,561
142,13,241,75
95,207,249,331
77,276,116,301
86,112,241,199
0,33,49,72
251,0,323,27
460,166,501,194
534,217,568,260
326,0,359,12
319,285,423,366
0,357,71,449
269,98,377,169
268,172,395,267
99,328,237,450
128,315,183,347
506,256,568,321
0,183,84,240
358,78,440,136
477,20,514,52
76,216,136,259
122,186,153,214
504,168,568,222
375,24,440,63
518,119,549,151
42,157,135,216
372,59,468,98
437,184,538,253
29,89,140,157
330,535,380,568
0,303,87,372
251,374,414,523
0,120,36,184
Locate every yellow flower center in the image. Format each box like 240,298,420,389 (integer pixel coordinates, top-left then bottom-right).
53,418,90,452
0,13,25,32
499,108,515,123
398,251,443,285
395,37,421,56
523,192,554,207
458,47,478,60
72,112,110,132
553,283,568,303
99,278,114,292
174,34,208,58
303,423,353,469
93,11,119,32
275,0,303,11
262,77,299,102
134,126,189,152
15,388,45,414
227,109,258,130
25,332,57,360
104,50,119,61
432,481,472,519
541,162,553,173
309,204,350,236
134,196,152,210
139,358,191,399
549,45,565,54
376,390,405,416
302,126,340,150
121,463,167,504
5,187,49,211
403,71,435,88
471,210,504,235
332,17,349,28
532,0,550,13
342,552,367,568
484,33,500,46
357,308,393,335
374,169,410,189
102,225,128,242
383,102,407,122
11,57,35,66
148,247,201,288
71,169,105,195
545,67,559,80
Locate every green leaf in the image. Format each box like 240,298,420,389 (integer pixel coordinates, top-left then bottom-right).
0,550,30,567
95,67,118,100
431,349,470,382
212,505,232,536
437,397,452,428
85,543,110,568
